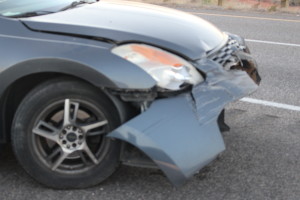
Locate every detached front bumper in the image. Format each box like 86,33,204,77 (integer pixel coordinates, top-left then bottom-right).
108,53,259,186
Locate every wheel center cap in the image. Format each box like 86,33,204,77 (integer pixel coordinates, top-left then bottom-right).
66,133,77,142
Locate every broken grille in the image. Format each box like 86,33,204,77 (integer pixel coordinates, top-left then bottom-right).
208,37,245,70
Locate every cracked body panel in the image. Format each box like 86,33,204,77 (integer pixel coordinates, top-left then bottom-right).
108,56,258,186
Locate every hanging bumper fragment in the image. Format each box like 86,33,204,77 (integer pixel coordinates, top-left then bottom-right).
108,57,259,186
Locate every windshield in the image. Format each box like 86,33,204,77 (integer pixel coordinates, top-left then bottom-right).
0,0,97,17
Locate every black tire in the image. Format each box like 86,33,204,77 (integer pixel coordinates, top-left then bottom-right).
0,144,4,158
11,78,121,189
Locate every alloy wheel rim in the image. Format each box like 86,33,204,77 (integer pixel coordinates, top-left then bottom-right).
31,99,111,174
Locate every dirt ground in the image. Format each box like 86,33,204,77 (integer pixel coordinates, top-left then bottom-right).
130,0,300,13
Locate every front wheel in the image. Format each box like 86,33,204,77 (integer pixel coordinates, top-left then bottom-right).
11,78,121,189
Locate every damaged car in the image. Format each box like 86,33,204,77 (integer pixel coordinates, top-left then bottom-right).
0,0,261,188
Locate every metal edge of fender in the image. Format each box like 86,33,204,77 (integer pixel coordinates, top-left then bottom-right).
107,58,258,186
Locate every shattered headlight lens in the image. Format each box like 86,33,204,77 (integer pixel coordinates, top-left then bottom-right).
112,44,204,90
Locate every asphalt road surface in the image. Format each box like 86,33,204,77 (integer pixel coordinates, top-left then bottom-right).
1,6,300,200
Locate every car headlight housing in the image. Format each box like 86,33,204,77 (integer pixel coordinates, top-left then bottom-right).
112,44,204,90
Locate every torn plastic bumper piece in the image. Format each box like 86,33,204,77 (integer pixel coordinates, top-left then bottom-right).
108,59,258,186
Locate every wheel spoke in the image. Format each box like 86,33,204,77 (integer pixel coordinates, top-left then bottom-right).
79,152,88,165
51,151,69,171
83,145,99,164
63,99,71,126
82,120,108,133
86,130,106,137
63,99,80,126
47,146,62,162
33,121,59,142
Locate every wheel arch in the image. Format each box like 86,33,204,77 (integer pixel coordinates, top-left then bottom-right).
0,59,131,143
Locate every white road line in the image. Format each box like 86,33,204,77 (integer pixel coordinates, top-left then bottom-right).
242,40,300,111
190,12,300,112
245,39,300,47
240,98,300,112
190,12,300,23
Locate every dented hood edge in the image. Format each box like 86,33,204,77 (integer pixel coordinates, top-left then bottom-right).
21,0,226,60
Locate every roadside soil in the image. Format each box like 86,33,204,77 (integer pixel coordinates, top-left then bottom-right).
130,0,300,13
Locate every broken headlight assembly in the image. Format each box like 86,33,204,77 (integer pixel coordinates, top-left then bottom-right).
112,44,204,91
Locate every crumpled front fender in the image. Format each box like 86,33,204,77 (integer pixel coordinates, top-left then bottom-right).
108,59,258,186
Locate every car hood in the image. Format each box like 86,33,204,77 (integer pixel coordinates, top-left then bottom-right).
21,0,226,60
